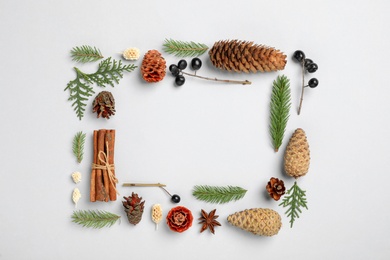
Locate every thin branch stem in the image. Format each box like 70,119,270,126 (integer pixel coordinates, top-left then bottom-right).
298,60,305,115
181,71,251,85
122,183,166,187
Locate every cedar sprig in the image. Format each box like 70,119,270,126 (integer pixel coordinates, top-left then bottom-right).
163,38,208,57
71,45,104,63
72,131,86,163
279,181,308,228
71,210,120,229
270,75,291,152
64,57,137,120
192,185,247,204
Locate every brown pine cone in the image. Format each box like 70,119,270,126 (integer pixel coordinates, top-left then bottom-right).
166,206,193,233
209,40,287,73
141,50,166,82
266,177,286,201
92,91,115,119
284,128,310,178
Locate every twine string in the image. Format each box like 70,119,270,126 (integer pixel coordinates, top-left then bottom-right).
91,142,119,195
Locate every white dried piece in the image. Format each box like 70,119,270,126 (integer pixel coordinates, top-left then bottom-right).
123,47,140,61
71,171,82,184
151,204,162,230
72,188,81,207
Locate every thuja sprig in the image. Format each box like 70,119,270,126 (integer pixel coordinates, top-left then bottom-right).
72,131,86,163
163,38,209,57
71,210,121,229
270,75,291,152
65,57,137,120
279,181,308,228
192,185,247,204
71,45,104,63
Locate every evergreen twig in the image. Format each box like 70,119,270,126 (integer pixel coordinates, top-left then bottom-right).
269,75,291,152
279,181,308,228
64,57,137,120
71,45,104,63
72,131,86,163
163,38,209,57
71,210,120,229
192,185,247,204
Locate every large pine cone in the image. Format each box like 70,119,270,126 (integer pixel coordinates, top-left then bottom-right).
284,128,310,178
141,50,166,82
209,40,286,73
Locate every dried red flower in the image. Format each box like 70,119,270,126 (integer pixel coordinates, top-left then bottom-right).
266,177,286,201
166,206,193,233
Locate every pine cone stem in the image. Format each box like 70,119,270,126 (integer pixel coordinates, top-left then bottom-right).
181,71,251,85
298,60,305,115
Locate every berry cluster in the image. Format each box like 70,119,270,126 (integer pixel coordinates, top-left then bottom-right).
169,58,203,86
293,50,319,114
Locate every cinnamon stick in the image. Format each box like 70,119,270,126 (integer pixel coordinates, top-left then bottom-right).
90,130,98,202
106,129,116,201
96,129,107,201
102,132,110,202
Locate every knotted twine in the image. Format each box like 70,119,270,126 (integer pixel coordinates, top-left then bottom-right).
91,142,119,195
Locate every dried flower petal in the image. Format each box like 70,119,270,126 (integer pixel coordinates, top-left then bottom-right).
71,171,82,183
72,188,81,207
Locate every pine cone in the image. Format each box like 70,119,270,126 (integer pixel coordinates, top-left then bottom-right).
141,50,166,82
209,40,286,73
122,193,145,225
284,128,310,178
92,91,115,119
166,206,193,233
227,208,282,236
266,177,286,201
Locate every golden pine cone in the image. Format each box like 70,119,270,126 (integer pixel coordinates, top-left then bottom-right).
141,50,166,82
209,40,287,73
227,208,282,236
284,128,310,178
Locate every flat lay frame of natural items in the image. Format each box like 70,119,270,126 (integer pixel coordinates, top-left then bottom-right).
67,39,318,236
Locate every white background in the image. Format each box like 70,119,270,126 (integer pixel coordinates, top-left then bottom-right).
1,0,389,259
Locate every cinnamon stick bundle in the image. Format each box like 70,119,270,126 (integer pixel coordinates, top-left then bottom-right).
90,129,117,202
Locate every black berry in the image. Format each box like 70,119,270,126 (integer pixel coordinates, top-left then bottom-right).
178,60,187,70
306,63,318,73
175,75,185,86
171,194,181,203
170,64,180,76
191,58,202,70
304,59,313,68
293,50,305,62
308,78,319,88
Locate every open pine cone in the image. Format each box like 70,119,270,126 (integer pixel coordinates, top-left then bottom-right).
209,40,286,73
141,50,166,82
92,91,115,119
266,177,286,201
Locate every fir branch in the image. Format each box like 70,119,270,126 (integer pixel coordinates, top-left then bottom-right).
64,57,137,120
72,131,86,163
270,75,291,152
192,185,247,204
71,210,120,229
163,38,209,57
279,181,308,228
71,45,104,63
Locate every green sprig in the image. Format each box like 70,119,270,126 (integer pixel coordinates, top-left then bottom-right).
64,57,137,120
270,75,291,152
71,210,120,229
192,185,247,204
71,45,104,63
163,38,209,57
72,131,86,163
279,181,308,228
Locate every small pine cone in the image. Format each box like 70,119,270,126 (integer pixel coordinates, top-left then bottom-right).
141,50,166,82
284,128,310,178
92,91,115,119
209,40,287,73
266,177,286,201
123,193,145,225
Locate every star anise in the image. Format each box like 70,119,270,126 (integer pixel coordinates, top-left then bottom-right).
199,209,221,234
